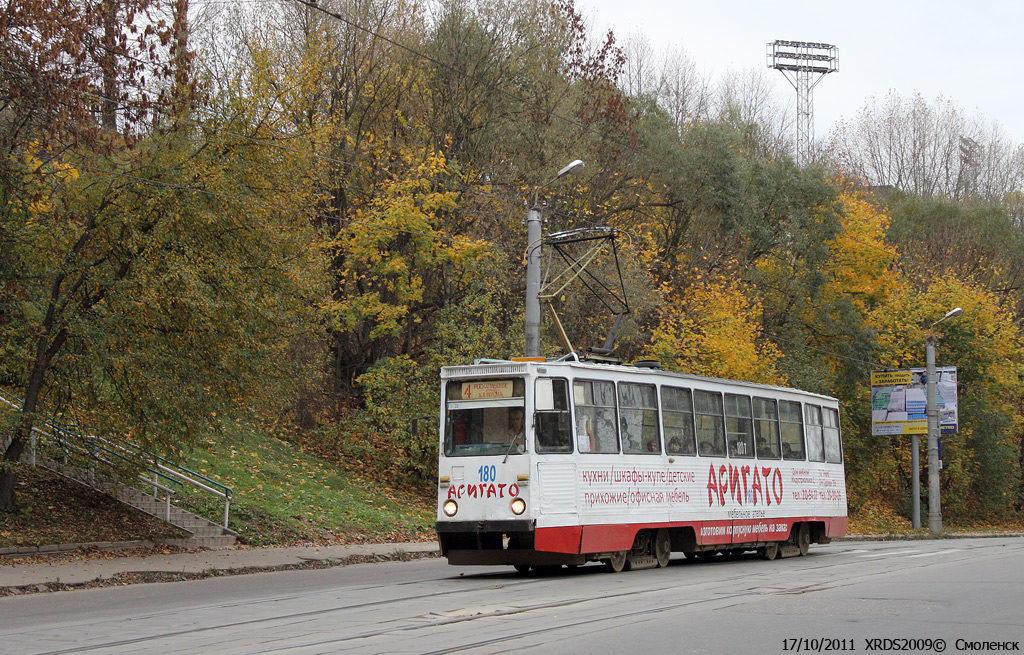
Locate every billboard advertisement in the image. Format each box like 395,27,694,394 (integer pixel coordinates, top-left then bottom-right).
870,368,958,436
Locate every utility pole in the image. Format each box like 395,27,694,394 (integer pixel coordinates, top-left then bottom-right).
524,160,584,358
926,307,962,536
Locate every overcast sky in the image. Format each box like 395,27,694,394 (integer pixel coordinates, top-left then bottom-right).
576,0,1024,145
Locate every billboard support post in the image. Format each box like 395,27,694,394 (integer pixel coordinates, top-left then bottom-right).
911,433,920,529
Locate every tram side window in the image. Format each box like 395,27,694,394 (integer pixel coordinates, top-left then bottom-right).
753,397,781,459
535,378,573,454
725,394,754,458
573,380,619,453
662,386,696,455
619,382,660,454
779,400,806,460
804,404,825,462
823,406,843,463
694,390,726,457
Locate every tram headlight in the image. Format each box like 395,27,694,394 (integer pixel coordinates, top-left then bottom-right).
510,497,526,515
442,499,458,517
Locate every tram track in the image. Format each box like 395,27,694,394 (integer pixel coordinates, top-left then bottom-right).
239,542,1024,655
19,540,1022,655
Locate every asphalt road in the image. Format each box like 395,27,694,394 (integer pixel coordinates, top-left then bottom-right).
1,537,1022,654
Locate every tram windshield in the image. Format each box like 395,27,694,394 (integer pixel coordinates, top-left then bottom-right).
444,378,526,457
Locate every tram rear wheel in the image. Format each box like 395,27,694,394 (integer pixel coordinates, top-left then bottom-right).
796,523,811,556
760,542,779,561
653,529,671,568
604,550,629,573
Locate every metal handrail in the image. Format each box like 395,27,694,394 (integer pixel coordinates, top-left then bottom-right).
0,389,233,528
153,453,233,497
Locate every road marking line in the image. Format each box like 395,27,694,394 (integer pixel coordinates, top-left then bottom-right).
906,549,962,558
859,549,921,558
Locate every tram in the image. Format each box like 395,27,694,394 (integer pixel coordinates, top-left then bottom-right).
434,355,847,572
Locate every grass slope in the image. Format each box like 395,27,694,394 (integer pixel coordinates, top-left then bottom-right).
1,425,436,549
179,426,436,546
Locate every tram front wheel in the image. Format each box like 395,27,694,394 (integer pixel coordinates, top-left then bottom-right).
604,550,629,573
760,542,779,560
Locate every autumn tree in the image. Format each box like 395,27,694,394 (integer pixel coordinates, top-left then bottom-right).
649,265,786,384
827,91,1024,200
867,276,1024,521
885,193,1024,314
0,0,326,509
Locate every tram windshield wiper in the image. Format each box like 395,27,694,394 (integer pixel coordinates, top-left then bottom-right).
502,433,523,463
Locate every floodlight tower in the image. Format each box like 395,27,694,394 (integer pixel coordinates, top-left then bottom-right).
767,40,838,165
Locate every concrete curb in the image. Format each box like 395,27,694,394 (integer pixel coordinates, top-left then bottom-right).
0,541,441,591
839,532,1024,541
0,535,235,557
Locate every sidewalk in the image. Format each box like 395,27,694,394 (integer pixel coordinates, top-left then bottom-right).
0,541,440,591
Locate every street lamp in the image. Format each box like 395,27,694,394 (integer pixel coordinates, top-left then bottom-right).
925,306,962,536
525,159,584,358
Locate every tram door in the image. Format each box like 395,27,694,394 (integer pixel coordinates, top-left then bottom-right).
534,378,577,515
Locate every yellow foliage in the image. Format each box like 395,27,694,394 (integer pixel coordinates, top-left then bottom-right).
870,274,1024,388
822,187,898,311
328,146,485,339
648,268,786,385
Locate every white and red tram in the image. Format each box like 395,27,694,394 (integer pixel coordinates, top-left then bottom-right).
435,356,847,572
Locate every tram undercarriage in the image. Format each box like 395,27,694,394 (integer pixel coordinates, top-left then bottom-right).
437,520,831,573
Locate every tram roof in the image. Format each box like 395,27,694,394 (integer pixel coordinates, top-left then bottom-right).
440,358,838,403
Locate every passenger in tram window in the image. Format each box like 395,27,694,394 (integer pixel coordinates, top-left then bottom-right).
782,442,793,458
578,415,594,452
647,438,659,453
507,408,525,452
668,437,683,453
455,413,468,445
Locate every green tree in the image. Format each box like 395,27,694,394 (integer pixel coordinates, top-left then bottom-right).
1,18,327,508
868,275,1024,522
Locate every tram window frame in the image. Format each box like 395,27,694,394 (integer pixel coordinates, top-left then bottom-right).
725,393,754,458
822,406,843,463
804,404,825,462
779,400,806,460
619,382,660,454
573,379,619,454
694,389,727,457
752,397,781,460
661,386,697,456
535,378,573,454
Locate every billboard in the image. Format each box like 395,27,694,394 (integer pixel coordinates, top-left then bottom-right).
870,368,958,436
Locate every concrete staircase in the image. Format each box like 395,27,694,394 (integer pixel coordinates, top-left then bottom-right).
3,387,236,550
110,485,237,548
36,454,237,549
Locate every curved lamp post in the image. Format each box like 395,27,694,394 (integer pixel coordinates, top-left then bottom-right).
525,159,584,358
925,306,962,536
